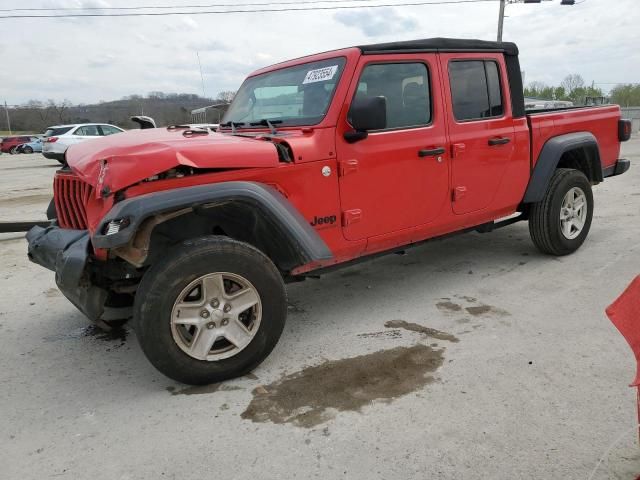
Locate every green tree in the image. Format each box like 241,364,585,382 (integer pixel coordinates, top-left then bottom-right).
524,81,550,99
610,84,640,107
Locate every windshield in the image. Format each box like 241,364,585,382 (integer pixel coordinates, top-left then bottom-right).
222,57,346,128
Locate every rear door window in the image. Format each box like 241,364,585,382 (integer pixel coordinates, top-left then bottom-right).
449,60,504,121
75,125,100,136
44,127,73,137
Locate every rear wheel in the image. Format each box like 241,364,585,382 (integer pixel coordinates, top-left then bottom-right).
9,146,18,154
134,236,287,385
528,168,593,255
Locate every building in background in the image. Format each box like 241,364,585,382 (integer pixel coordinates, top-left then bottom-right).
524,97,574,110
191,102,229,124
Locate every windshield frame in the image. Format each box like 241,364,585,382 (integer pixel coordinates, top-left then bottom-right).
221,56,347,130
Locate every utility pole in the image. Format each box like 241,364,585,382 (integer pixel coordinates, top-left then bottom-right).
4,100,11,135
497,0,506,42
196,51,207,100
498,1,576,42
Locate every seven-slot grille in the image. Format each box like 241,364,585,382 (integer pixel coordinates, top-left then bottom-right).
53,174,93,230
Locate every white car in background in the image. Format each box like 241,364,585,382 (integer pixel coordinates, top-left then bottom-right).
42,123,124,163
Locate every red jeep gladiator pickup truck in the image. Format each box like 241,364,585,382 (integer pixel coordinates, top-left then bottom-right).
27,38,632,384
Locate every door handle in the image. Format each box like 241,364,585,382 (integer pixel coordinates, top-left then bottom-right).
488,137,511,146
418,147,446,157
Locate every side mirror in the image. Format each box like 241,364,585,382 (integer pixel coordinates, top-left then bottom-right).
345,96,386,143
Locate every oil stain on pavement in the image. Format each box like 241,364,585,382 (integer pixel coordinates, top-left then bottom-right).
43,324,128,344
241,344,445,428
436,295,510,317
384,320,459,342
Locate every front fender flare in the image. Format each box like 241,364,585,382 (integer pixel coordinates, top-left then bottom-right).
92,181,333,269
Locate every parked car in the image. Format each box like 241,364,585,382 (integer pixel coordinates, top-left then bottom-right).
15,137,44,154
27,38,632,385
42,123,124,163
1,135,38,154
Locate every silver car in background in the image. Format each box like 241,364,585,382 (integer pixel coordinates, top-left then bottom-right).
42,123,124,163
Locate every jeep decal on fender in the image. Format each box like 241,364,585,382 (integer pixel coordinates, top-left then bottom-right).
310,215,337,228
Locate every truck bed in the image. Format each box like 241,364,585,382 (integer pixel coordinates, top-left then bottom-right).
527,105,622,172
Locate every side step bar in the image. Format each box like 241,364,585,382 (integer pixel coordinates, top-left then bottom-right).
475,213,527,233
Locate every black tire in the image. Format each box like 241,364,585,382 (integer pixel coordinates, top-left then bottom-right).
134,236,287,385
23,146,33,154
528,168,593,256
9,146,18,155
46,198,57,220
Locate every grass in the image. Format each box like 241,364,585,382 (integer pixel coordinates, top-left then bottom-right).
0,131,37,136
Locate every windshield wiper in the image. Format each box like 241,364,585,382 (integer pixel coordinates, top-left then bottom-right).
249,119,282,135
219,121,245,134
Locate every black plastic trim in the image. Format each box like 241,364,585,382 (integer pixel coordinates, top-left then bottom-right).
603,159,630,178
522,132,602,204
505,54,525,118
358,38,519,56
92,181,333,266
26,225,109,321
42,151,65,161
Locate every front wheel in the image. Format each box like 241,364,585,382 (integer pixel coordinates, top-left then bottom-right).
23,146,33,154
134,236,287,385
528,168,594,256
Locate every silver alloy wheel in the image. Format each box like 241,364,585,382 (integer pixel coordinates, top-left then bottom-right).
171,272,262,361
559,186,587,240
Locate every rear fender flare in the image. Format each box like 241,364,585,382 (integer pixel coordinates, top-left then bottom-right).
92,181,333,271
522,132,602,204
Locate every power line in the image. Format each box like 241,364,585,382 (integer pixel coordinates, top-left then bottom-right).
0,0,382,12
0,0,497,19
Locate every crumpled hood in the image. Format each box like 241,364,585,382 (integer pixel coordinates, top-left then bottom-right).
66,128,280,193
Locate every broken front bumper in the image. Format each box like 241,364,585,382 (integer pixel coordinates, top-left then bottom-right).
26,225,109,321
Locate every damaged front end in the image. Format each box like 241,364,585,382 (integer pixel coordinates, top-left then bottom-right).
25,127,298,325
27,225,106,320
26,225,139,326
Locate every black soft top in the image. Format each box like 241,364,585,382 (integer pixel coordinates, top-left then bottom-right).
358,37,519,56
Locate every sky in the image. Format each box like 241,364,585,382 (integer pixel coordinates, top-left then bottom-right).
0,0,639,105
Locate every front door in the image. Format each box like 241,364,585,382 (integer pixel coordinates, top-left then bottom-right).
336,54,449,241
439,53,515,215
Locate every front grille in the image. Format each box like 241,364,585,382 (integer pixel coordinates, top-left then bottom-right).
54,174,93,230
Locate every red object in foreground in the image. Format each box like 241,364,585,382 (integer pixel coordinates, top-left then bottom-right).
606,275,640,438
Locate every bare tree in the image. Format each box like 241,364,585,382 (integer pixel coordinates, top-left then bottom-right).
216,91,236,103
47,99,72,124
561,74,585,95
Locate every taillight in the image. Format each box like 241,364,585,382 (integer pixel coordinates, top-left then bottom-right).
46,137,58,143
618,119,632,142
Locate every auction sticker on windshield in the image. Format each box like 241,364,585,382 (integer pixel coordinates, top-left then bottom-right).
303,65,339,84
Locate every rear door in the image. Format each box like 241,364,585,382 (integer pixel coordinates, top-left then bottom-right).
336,54,449,241
67,125,101,146
439,54,515,214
